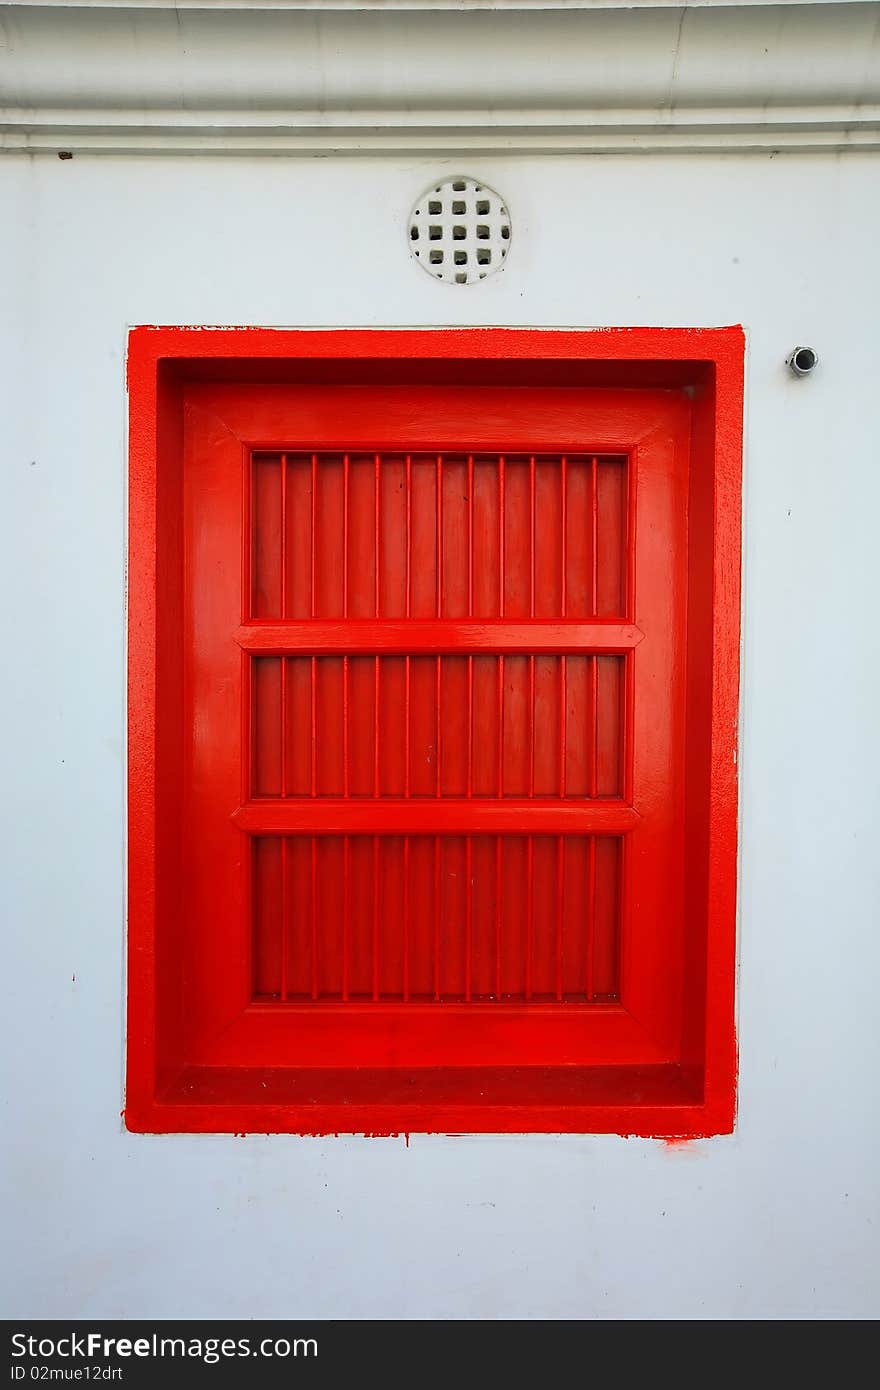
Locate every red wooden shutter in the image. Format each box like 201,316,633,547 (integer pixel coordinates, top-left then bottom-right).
181,384,686,1070
248,448,628,1004
126,327,743,1135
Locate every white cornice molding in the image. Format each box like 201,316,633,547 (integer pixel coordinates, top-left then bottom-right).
2,2,869,9
1,3,878,155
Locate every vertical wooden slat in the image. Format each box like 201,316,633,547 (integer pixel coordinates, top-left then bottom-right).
434,835,442,1001
374,452,381,618
341,448,350,795
404,453,412,802
560,455,568,800
343,453,349,617
560,455,568,618
404,655,411,798
529,655,536,798
406,453,413,617
467,453,474,615
495,837,503,999
498,454,506,618
435,654,442,798
374,656,380,797
310,453,317,804
372,834,380,1001
467,656,474,799
555,835,564,1001
497,654,504,797
587,836,597,1001
436,453,443,618
465,836,473,1003
310,453,317,613
591,458,600,801
310,837,318,1001
591,655,599,799
498,454,506,804
559,656,567,798
280,836,288,1001
529,454,536,615
525,835,534,1000
343,655,350,797
310,657,317,798
280,656,288,799
591,454,599,616
403,836,410,1003
247,452,256,621
435,453,443,805
624,454,636,805
467,453,474,801
280,453,288,619
403,455,414,806
274,431,289,775
342,835,350,1001
341,466,349,796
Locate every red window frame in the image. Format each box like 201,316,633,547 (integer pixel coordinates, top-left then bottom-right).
126,326,743,1136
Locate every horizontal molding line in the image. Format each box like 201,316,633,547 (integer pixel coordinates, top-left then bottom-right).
235,621,644,654
3,6,877,155
2,3,855,10
6,103,879,129
232,799,641,835
2,6,877,156
3,126,878,155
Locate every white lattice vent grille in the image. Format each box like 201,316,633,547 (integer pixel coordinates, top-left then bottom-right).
408,176,511,285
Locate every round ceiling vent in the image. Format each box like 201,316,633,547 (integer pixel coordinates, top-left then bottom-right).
408,176,511,285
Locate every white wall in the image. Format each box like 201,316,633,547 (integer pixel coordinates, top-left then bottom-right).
1,149,878,1319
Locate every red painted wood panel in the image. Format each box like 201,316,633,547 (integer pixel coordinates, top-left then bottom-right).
244,451,630,1005
177,384,686,1068
253,834,621,1004
126,327,743,1134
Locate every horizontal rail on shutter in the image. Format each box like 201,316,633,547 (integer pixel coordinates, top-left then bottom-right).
233,799,639,835
235,620,643,654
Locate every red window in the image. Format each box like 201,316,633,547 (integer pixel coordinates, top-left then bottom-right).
127,328,743,1135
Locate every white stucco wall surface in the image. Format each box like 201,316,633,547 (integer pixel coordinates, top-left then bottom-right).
1,15,879,1320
